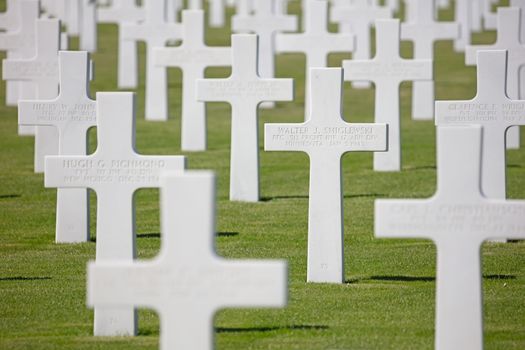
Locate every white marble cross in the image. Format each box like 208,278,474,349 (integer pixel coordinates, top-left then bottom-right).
87,170,287,349
343,19,432,172
330,0,392,89
2,19,61,173
375,125,525,350
454,0,472,52
80,0,97,52
0,0,39,117
466,8,524,150
232,0,297,108
97,0,145,89
436,50,525,201
154,10,231,151
265,68,387,283
45,92,186,336
122,0,182,121
401,0,459,120
275,0,354,115
18,51,95,244
197,34,293,202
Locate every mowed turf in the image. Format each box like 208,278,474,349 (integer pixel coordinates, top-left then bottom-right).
1,1,524,349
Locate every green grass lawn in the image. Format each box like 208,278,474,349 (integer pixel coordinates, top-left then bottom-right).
1,1,524,349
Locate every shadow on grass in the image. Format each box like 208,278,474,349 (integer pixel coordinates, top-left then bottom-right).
403,165,436,171
91,232,239,242
507,164,522,168
217,232,239,238
0,194,21,199
261,193,385,202
346,274,517,284
0,276,51,281
371,275,435,282
484,274,516,280
216,325,328,333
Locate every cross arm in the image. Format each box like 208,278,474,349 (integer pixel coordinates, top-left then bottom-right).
2,59,58,81
18,98,97,127
153,47,232,68
45,155,103,190
375,199,437,240
264,123,310,152
435,100,492,125
196,78,234,103
401,22,459,44
97,8,144,24
0,32,31,50
88,260,164,311
44,155,186,190
209,258,288,310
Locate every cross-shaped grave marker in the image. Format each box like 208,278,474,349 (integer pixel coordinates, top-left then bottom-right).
265,68,387,283
0,0,38,115
330,0,392,89
343,19,432,172
154,10,231,152
197,34,293,202
45,92,186,336
19,51,95,243
466,8,525,150
232,0,297,108
2,18,61,173
275,0,354,115
122,0,182,121
375,125,525,350
97,0,145,89
401,0,459,120
88,170,287,349
436,50,525,200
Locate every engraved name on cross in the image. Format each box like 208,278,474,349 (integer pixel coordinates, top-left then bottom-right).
19,51,95,243
88,171,287,350
197,34,293,202
375,125,525,350
154,10,231,151
265,68,387,283
45,92,186,336
343,19,432,171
